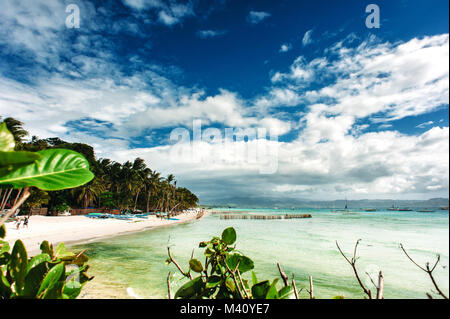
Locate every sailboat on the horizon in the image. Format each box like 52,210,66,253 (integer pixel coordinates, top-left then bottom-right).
332,199,350,213
388,203,399,211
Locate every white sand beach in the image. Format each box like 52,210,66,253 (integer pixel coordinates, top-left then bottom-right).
4,210,208,256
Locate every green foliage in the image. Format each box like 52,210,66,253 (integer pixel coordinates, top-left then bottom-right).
170,227,297,299
53,203,70,213
2,118,199,212
99,191,115,208
0,124,93,299
0,225,92,299
0,149,94,190
221,227,237,245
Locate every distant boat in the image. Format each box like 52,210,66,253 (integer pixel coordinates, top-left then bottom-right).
439,206,449,211
333,199,350,213
364,208,377,212
388,204,398,211
417,209,435,213
398,208,413,211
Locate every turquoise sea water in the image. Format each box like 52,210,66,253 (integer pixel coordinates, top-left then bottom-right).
73,208,449,299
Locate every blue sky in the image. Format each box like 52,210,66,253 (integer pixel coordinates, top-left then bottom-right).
0,0,449,203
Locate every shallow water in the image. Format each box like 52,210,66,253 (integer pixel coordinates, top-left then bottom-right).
73,209,449,299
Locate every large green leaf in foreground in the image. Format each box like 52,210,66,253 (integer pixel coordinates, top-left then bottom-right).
0,149,94,190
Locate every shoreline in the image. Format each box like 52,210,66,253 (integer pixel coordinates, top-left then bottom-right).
4,210,210,256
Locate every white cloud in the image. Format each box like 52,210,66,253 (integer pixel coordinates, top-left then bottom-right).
302,29,313,46
416,121,434,128
258,34,449,124
247,11,271,24
197,30,227,39
279,43,292,53
0,3,448,202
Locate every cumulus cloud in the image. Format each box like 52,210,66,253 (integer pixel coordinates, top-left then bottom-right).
0,2,448,201
122,0,194,26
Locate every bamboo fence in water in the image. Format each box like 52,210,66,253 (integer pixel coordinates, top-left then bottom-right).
219,214,312,220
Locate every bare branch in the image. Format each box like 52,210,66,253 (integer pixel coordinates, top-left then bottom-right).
376,271,384,299
167,272,172,299
277,262,289,287
167,246,192,280
400,243,448,300
236,269,250,299
336,240,372,299
309,276,314,299
225,261,246,299
399,244,427,272
291,274,299,299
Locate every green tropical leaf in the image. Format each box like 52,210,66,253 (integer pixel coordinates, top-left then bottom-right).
225,277,235,292
54,242,66,257
27,253,51,273
278,285,295,299
205,275,221,289
0,123,15,152
37,263,65,297
251,271,258,285
265,279,279,299
0,271,12,298
251,280,270,299
0,151,42,177
63,279,82,299
40,241,53,258
174,276,204,299
226,253,254,274
0,240,10,255
0,149,94,190
221,227,237,245
189,258,203,273
9,240,28,294
42,280,65,299
22,262,48,297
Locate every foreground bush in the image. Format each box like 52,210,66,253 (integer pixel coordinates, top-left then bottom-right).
0,224,92,299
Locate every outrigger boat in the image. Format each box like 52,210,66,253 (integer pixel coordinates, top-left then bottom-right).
333,199,353,213
416,209,435,213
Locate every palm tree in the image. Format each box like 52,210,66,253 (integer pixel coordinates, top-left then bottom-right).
73,178,105,209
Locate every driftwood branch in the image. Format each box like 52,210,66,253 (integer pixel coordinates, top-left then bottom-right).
336,239,372,299
277,262,289,287
376,271,384,299
167,246,192,280
400,244,448,299
291,276,299,299
308,276,314,299
167,272,172,299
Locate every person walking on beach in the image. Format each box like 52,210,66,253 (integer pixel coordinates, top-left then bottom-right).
23,216,29,228
15,217,22,229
